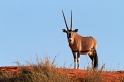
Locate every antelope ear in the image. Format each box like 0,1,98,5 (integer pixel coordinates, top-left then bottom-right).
62,29,67,32
74,29,78,32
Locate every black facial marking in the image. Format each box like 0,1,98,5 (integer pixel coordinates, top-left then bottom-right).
68,32,71,38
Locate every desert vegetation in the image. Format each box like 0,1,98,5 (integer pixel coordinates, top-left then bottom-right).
0,55,124,82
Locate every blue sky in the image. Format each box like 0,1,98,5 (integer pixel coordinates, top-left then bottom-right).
0,0,124,70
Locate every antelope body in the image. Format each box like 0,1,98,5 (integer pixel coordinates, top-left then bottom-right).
62,10,98,69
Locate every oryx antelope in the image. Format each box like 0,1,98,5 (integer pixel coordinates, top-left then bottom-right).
62,10,98,69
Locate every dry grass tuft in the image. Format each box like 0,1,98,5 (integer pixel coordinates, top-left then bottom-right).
0,55,124,82
0,55,71,82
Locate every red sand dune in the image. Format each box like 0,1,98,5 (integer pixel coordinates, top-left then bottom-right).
0,66,124,82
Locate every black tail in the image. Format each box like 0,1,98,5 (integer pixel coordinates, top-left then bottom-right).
94,49,98,68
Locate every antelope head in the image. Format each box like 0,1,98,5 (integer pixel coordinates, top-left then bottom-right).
62,10,78,43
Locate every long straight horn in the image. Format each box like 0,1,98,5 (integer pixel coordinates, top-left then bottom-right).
70,10,72,30
62,10,69,30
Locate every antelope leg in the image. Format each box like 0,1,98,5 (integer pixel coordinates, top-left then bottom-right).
73,52,76,69
77,52,80,69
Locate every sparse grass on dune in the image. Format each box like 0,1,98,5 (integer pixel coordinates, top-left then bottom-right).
0,56,71,82
0,55,124,82
17,57,71,82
